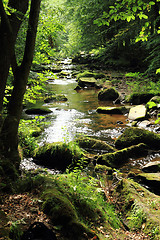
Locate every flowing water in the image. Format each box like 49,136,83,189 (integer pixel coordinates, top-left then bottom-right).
21,59,160,173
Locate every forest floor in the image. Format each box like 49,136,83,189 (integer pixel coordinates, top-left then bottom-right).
0,191,151,240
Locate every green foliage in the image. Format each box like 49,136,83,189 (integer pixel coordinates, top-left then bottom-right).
9,221,23,240
126,78,160,95
127,202,146,230
18,116,46,156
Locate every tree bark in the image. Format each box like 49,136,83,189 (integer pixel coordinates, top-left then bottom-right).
0,0,41,165
0,0,29,113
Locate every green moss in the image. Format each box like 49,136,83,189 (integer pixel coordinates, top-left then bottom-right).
77,71,105,80
97,143,147,167
97,106,128,114
146,101,157,109
76,136,115,153
115,127,160,149
34,142,87,171
98,87,119,101
114,179,160,239
126,92,154,104
42,191,78,225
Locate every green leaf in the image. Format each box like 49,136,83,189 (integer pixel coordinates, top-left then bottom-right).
149,1,155,5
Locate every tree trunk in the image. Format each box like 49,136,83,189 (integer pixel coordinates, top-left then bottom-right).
0,0,41,165
0,0,29,113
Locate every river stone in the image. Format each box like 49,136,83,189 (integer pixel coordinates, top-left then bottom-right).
126,93,154,105
76,136,115,154
137,120,151,128
128,105,147,121
98,87,119,101
78,77,97,88
25,107,52,115
115,127,160,150
33,142,85,172
142,161,160,173
96,143,147,168
96,106,129,115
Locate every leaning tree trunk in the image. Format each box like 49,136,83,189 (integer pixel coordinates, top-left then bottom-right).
0,0,29,114
0,0,41,166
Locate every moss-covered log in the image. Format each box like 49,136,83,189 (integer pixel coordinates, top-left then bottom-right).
97,143,147,168
115,127,160,150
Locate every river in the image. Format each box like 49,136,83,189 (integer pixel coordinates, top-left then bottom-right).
20,58,160,174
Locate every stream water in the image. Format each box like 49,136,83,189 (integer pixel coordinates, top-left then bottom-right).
21,58,160,174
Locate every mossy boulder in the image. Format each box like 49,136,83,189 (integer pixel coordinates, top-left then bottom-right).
42,190,78,225
98,87,119,101
76,136,115,154
97,106,129,115
78,77,97,88
25,107,52,115
142,161,160,173
41,187,97,240
33,142,86,171
115,127,160,150
126,92,154,105
76,71,105,80
97,143,147,168
44,94,68,103
114,178,160,238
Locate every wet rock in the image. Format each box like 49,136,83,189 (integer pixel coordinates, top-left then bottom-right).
78,77,97,88
76,136,115,154
98,87,119,101
115,127,160,150
97,106,129,115
114,178,160,236
129,172,160,195
126,93,154,105
44,94,68,103
128,105,147,121
142,161,160,173
33,142,86,172
25,107,52,115
96,143,147,168
76,70,106,80
137,120,151,128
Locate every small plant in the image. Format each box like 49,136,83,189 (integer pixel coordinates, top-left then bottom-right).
127,202,146,230
9,220,23,240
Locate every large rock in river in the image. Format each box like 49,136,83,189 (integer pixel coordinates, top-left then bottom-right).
78,77,97,88
97,106,129,115
96,143,147,168
76,136,115,154
33,142,85,171
98,87,119,101
128,105,147,121
115,127,160,150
